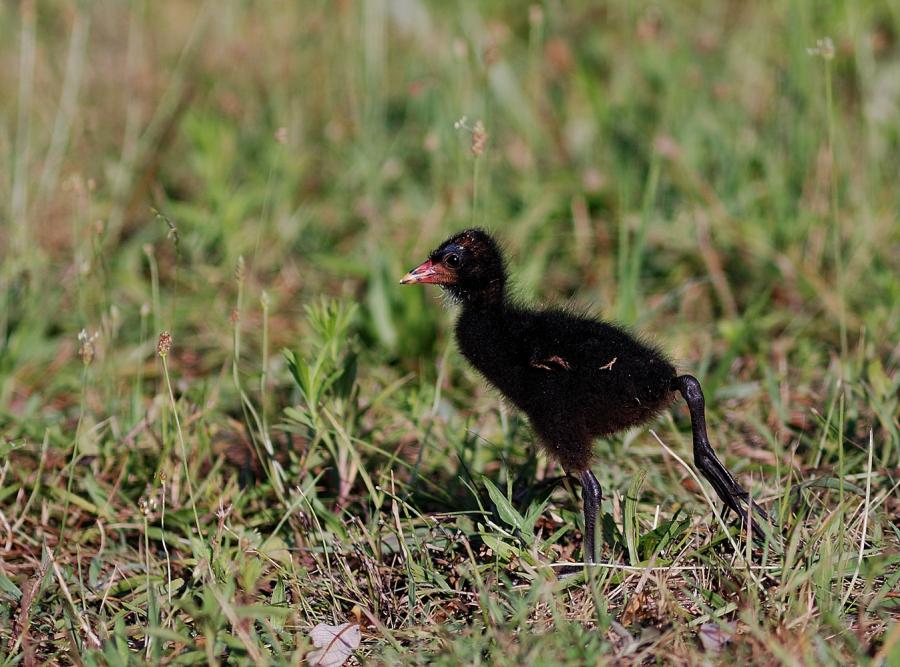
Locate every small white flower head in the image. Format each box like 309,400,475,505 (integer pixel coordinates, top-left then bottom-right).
138,494,158,518
453,116,488,156
808,37,835,60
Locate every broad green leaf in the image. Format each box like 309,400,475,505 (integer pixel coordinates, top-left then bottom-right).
483,477,524,531
0,569,22,600
624,470,646,566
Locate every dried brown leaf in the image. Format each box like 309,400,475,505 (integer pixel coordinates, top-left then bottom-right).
699,621,735,654
307,622,361,667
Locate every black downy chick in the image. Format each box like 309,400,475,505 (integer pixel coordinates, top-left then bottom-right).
401,229,768,563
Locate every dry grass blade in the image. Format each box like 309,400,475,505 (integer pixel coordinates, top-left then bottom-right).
49,550,101,650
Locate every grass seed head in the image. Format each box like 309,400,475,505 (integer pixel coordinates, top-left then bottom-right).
157,331,172,358
78,329,97,365
454,116,487,156
471,120,488,156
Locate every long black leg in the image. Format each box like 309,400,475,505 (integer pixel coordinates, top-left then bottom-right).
580,469,602,564
672,375,768,538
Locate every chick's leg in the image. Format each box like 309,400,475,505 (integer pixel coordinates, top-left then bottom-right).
580,469,602,564
672,375,769,538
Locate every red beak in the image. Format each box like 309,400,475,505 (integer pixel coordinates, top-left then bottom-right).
400,259,454,285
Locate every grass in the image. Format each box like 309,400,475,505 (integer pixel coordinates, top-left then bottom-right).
1,0,898,664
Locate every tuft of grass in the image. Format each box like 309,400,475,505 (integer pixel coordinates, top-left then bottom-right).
0,1,898,665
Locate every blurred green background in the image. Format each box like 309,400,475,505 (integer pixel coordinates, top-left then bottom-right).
0,1,898,664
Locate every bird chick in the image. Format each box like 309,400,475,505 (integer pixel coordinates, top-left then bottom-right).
402,228,768,563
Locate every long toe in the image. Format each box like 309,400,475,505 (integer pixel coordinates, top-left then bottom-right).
729,490,772,541
745,499,772,541
729,482,772,538
700,462,772,541
738,502,768,541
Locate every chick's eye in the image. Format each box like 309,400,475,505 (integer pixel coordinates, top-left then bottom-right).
444,253,462,268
